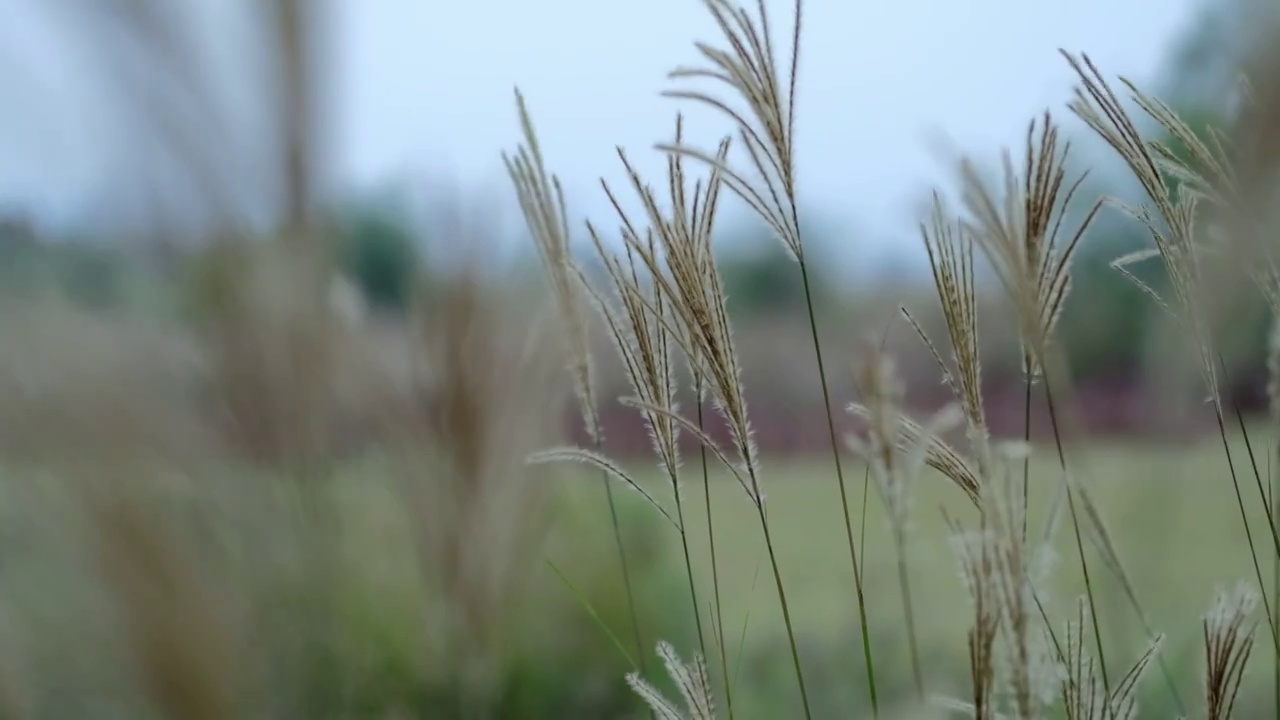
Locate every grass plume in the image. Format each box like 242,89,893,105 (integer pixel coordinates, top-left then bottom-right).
504,92,649,674
1203,583,1259,720
658,0,880,709
848,345,962,700
1064,50,1280,665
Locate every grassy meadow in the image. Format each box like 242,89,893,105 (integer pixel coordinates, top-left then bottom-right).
8,0,1280,718
591,429,1278,718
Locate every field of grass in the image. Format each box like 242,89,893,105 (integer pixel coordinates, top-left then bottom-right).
10,0,1280,717
571,427,1280,717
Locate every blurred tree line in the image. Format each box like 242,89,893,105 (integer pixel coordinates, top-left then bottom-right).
1057,0,1278,403
3,0,1271,405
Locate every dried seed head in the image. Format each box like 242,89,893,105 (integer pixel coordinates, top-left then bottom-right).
1060,598,1106,720
907,192,986,444
946,521,1000,720
1059,598,1163,720
504,90,601,441
944,447,1067,720
579,220,683,477
847,344,962,539
1062,51,1222,403
626,640,717,720
607,122,764,502
1203,582,1258,720
960,111,1100,380
847,403,982,507
661,0,805,260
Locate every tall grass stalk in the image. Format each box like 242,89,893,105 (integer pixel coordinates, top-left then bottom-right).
695,380,735,719
1064,50,1280,675
582,218,710,669
1273,423,1280,718
1231,386,1280,573
752,478,813,719
799,251,879,713
659,0,880,709
605,133,816,718
1212,402,1279,643
1022,369,1033,544
1228,394,1280,662
595,443,650,676
955,108,1120,701
1269,453,1280,717
504,95,649,673
1042,380,1111,696
613,227,711,668
1050,358,1191,714
671,453,710,666
591,126,734,676
848,348,959,703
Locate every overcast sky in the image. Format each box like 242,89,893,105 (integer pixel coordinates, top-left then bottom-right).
0,0,1204,263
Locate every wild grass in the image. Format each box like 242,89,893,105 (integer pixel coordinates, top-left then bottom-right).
6,0,1280,718
507,0,1280,717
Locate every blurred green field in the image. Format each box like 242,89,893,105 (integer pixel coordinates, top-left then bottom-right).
565,427,1280,718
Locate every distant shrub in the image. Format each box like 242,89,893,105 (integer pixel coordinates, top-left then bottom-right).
337,202,420,313
59,245,126,311
719,242,812,316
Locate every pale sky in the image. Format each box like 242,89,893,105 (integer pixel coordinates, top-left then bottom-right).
0,0,1205,264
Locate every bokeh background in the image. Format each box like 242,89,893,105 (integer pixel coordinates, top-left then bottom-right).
0,0,1277,717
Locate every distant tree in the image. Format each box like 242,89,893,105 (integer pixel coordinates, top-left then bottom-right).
60,244,125,311
335,196,420,313
1057,210,1158,382
1057,0,1280,388
718,242,807,316
714,215,841,318
1161,0,1277,112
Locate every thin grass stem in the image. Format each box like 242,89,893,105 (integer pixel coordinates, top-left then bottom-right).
749,465,812,720
892,535,925,701
1022,364,1033,544
598,471,648,673
697,389,734,719
1225,391,1280,720
590,416,648,679
1043,380,1111,698
1210,403,1280,653
670,468,708,669
1045,356,1186,714
797,259,879,716
546,558,640,671
1272,444,1279,720
1229,390,1280,562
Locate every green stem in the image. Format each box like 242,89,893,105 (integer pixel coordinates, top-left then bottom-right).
591,418,648,679
753,493,813,720
1229,391,1280,567
670,467,708,674
1210,403,1280,652
857,321,893,591
1042,357,1185,714
893,533,925,701
546,558,639,670
1042,380,1111,698
697,392,734,719
1022,364,1033,544
1272,441,1279,720
797,257,878,716
598,461,655,720
1224,393,1280,720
